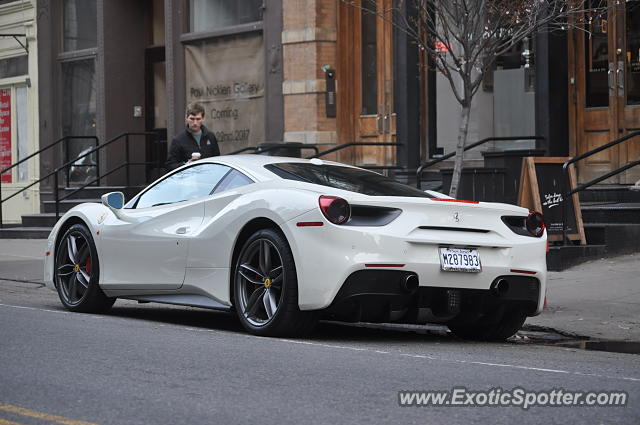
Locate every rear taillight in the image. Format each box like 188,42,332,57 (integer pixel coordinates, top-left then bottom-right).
430,198,479,204
526,211,545,237
319,196,350,225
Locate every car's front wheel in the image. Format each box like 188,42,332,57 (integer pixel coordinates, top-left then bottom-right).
234,228,316,336
54,223,115,313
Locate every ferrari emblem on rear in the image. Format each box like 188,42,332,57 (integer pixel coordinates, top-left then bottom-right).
453,212,460,223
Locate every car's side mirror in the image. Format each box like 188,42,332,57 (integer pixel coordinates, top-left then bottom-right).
101,191,125,210
100,191,139,223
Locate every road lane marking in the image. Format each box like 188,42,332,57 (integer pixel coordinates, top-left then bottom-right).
2,301,639,384
0,404,100,425
270,340,640,383
0,279,44,286
0,253,44,260
0,418,23,425
0,303,71,315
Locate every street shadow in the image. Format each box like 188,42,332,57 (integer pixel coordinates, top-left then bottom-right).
107,302,244,333
103,301,462,345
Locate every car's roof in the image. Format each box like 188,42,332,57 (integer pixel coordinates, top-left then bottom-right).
196,154,356,182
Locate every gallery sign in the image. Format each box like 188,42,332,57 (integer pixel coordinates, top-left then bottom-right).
0,88,11,183
185,33,265,154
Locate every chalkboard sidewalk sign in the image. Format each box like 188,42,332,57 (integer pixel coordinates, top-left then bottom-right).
517,157,586,244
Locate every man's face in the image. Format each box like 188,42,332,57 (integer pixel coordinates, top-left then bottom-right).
186,113,204,132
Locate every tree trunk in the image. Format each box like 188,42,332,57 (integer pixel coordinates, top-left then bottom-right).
448,103,471,198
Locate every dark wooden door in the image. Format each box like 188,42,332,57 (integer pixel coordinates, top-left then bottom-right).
570,0,640,184
337,0,395,166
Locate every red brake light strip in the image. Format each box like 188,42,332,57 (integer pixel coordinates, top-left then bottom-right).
510,269,537,275
431,198,479,204
296,222,324,227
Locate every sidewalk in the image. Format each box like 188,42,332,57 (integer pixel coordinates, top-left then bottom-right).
1,239,638,341
0,239,47,283
528,251,640,342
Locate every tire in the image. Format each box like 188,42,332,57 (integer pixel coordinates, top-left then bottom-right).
54,223,115,313
233,228,317,337
447,306,527,341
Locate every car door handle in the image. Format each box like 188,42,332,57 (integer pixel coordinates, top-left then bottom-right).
176,227,189,235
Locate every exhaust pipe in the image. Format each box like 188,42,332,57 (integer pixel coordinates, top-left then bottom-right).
491,278,509,297
402,274,419,293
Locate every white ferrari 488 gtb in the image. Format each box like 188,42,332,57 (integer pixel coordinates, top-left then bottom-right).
45,154,546,340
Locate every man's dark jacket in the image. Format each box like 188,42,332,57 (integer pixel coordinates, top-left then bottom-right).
165,125,220,171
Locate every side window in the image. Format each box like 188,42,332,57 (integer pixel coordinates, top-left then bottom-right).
136,163,231,208
213,169,253,194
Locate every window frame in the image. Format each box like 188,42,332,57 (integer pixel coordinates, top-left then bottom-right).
264,162,435,198
184,0,264,39
61,0,98,53
128,162,255,209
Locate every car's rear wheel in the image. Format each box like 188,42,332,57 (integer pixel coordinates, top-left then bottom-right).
234,228,316,336
447,306,527,341
54,223,115,313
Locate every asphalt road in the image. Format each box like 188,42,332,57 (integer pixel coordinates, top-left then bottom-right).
0,278,638,425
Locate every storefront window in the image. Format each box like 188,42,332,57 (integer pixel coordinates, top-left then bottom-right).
62,60,96,183
184,33,265,152
16,86,27,182
0,56,27,79
0,89,10,183
585,0,609,108
63,0,97,51
361,0,377,115
627,1,640,105
189,0,263,32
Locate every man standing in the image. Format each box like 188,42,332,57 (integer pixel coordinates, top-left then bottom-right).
165,102,220,171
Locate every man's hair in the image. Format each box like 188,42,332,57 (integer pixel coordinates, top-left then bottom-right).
186,102,205,117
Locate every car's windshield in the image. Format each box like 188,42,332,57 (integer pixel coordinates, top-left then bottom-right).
265,163,433,198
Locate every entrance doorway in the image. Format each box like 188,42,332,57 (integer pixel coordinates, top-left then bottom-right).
337,0,395,166
145,46,167,181
570,0,640,184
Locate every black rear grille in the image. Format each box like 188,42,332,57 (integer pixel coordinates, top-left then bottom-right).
418,226,489,233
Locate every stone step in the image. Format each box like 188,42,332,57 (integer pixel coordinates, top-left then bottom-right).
547,223,640,270
580,203,640,224
0,227,51,239
21,213,60,228
578,185,640,203
40,185,144,202
546,244,607,271
42,199,100,214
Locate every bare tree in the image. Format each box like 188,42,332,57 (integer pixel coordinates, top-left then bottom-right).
343,0,603,197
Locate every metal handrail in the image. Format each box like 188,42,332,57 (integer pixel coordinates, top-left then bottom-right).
228,144,320,156
0,135,98,228
0,132,157,226
227,146,260,155
0,135,98,177
561,130,640,244
415,136,545,189
306,142,400,159
58,162,153,204
52,132,157,219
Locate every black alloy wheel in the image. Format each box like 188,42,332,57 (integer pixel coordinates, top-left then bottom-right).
234,228,317,336
54,223,115,313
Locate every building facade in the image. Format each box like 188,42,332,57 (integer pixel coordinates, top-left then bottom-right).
31,0,640,198
0,0,38,223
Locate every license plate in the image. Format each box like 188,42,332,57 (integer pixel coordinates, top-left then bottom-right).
439,248,481,273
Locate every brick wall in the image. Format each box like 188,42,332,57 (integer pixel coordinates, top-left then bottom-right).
282,0,338,151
